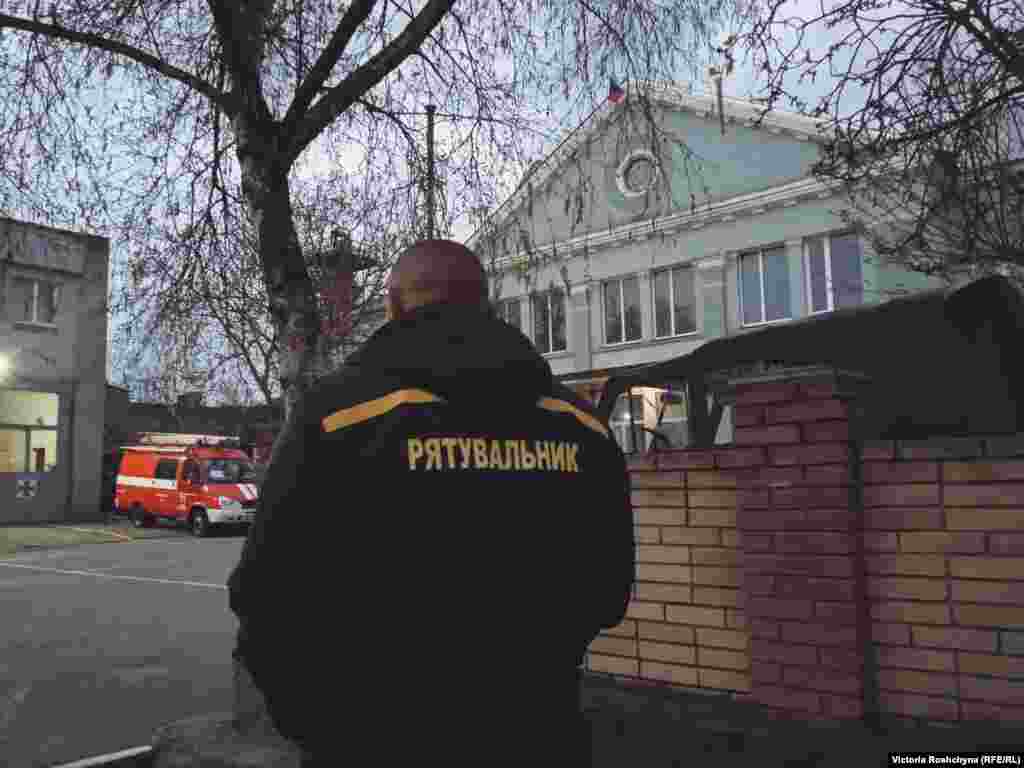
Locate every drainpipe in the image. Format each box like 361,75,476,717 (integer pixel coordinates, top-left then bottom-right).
64,378,76,522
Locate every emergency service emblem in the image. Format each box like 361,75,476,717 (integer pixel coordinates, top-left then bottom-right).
15,473,41,500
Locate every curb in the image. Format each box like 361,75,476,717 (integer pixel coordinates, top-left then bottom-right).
49,746,153,768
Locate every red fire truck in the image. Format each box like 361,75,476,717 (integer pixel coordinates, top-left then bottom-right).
113,433,259,537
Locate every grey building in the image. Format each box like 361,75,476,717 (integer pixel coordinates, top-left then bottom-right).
0,217,109,523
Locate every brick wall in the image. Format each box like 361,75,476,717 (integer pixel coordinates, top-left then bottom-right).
586,371,1024,726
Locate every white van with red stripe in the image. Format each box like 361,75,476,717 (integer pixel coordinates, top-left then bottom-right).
114,433,259,537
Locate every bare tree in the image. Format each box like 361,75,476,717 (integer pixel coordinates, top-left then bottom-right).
0,0,749,416
738,0,1024,283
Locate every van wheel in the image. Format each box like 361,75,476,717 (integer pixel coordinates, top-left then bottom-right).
130,505,152,529
190,510,211,538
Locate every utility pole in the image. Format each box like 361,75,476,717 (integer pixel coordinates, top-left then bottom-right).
426,103,436,239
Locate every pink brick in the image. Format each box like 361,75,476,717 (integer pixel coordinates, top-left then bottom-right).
862,441,897,460
783,666,861,694
770,443,849,466
750,641,818,666
818,648,863,672
765,399,847,424
751,685,821,713
781,621,858,647
814,602,859,624
822,695,863,719
751,661,781,683
872,622,911,645
745,554,854,578
776,532,855,555
989,534,1024,555
804,465,850,486
715,447,767,468
960,676,1024,705
776,575,856,602
746,597,814,621
864,508,944,530
864,532,899,551
654,450,716,469
735,425,802,446
962,700,1024,723
802,420,850,443
732,383,800,405
740,466,805,488
743,533,774,552
800,382,842,400
734,405,764,427
862,461,940,484
750,618,780,639
863,484,941,507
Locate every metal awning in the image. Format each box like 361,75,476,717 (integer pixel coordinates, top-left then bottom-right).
597,275,1024,443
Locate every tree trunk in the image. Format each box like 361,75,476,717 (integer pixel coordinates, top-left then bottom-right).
234,118,328,422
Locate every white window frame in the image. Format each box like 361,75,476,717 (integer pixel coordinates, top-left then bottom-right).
804,232,862,315
652,265,698,339
533,289,567,354
739,247,791,327
603,275,643,346
12,277,59,326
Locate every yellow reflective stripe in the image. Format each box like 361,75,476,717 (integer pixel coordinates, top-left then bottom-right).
537,397,609,438
322,389,444,433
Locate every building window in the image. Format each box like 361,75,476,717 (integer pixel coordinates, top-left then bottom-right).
609,392,644,452
654,266,697,338
154,459,179,481
805,233,864,313
532,289,566,354
740,246,790,326
496,298,521,330
11,278,59,324
603,276,643,344
0,389,59,472
647,387,688,449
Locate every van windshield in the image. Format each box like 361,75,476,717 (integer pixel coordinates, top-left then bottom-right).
203,458,258,484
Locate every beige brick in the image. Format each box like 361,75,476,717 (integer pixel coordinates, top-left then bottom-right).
634,582,692,604
637,545,691,564
871,601,951,625
721,530,740,548
689,509,737,527
944,462,1024,484
878,669,958,696
687,471,737,488
952,558,1024,580
691,547,739,566
589,636,637,656
688,489,738,508
951,580,1024,605
698,647,749,670
632,471,684,488
603,619,636,638
954,604,1024,629
876,646,955,672
866,554,946,577
692,567,740,588
635,526,660,544
666,604,726,627
626,601,664,620
590,654,639,677
637,621,695,645
638,641,697,665
661,527,720,546
696,627,748,650
635,507,687,526
636,564,692,584
899,532,986,554
699,668,751,692
632,489,687,507
947,509,1024,530
640,661,698,687
913,626,998,652
958,652,1024,678
692,587,741,608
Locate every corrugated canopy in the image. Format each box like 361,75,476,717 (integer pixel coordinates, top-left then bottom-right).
597,275,1024,440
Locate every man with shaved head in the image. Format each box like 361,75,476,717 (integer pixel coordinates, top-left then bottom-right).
229,239,635,767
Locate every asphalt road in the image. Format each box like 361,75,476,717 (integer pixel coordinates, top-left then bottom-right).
0,531,247,767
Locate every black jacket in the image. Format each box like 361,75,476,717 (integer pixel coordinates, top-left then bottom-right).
228,302,635,758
